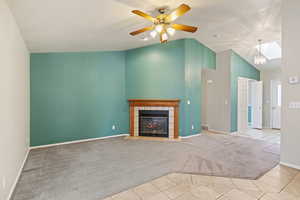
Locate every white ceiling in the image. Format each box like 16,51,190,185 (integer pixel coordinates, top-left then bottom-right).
7,0,281,70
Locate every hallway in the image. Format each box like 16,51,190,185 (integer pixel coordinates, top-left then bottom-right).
234,129,280,144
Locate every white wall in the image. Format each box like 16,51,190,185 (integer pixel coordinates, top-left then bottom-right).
0,0,30,199
281,0,300,168
201,50,231,133
261,68,282,128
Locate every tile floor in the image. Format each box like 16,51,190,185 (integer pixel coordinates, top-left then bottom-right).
233,129,280,144
102,165,300,200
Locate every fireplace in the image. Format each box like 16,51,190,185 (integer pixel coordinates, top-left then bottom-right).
128,99,180,139
139,110,169,137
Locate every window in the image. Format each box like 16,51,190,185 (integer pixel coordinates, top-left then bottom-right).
256,41,282,60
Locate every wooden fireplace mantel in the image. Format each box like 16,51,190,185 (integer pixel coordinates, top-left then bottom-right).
128,99,180,107
128,99,180,139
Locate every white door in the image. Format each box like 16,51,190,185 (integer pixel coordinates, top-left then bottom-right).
252,81,263,129
271,80,281,129
238,78,249,132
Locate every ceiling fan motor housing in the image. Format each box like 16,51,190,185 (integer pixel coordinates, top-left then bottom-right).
158,7,169,14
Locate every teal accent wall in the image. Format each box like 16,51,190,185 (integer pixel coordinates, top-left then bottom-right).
184,39,216,70
125,40,186,135
126,39,215,137
30,38,216,146
230,51,260,132
30,52,128,146
183,39,215,136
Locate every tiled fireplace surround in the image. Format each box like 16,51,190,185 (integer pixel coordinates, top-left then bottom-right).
128,99,180,139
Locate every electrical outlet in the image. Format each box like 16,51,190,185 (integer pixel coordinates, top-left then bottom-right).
191,124,194,130
112,125,116,130
187,100,191,105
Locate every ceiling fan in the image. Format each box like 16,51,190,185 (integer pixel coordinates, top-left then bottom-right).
130,4,198,43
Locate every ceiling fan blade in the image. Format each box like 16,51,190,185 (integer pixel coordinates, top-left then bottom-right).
165,4,191,22
171,24,198,33
130,26,154,36
132,10,157,23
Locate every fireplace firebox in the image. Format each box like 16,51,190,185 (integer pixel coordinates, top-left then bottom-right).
139,110,169,137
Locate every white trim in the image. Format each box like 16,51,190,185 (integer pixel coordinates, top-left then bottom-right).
7,148,30,200
270,80,282,129
180,133,201,139
280,161,300,170
262,126,271,129
30,134,129,150
208,129,230,135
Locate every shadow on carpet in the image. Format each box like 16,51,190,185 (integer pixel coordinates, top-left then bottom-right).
177,134,279,179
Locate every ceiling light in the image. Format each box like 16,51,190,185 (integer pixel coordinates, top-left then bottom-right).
150,30,157,38
155,24,164,33
162,33,168,41
140,36,149,41
254,56,267,65
213,34,220,38
167,27,176,36
254,39,267,65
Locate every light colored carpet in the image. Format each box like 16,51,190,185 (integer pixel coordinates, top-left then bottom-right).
12,133,279,200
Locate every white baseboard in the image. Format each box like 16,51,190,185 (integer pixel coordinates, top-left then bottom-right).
280,161,300,170
180,133,201,139
30,134,129,150
7,148,29,200
207,129,230,135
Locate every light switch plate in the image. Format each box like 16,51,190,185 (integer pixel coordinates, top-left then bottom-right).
289,102,300,109
289,76,299,84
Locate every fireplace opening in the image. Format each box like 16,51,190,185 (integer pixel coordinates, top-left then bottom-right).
139,110,169,137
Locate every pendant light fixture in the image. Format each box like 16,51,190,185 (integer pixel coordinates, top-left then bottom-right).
254,39,267,65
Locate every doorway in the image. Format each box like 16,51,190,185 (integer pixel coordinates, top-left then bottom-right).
238,77,263,133
271,80,281,129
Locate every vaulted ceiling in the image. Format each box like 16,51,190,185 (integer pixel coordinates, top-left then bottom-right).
7,0,281,69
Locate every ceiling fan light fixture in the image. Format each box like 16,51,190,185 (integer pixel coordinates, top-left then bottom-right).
155,24,164,33
150,30,157,38
129,4,197,44
162,33,168,41
167,27,175,36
